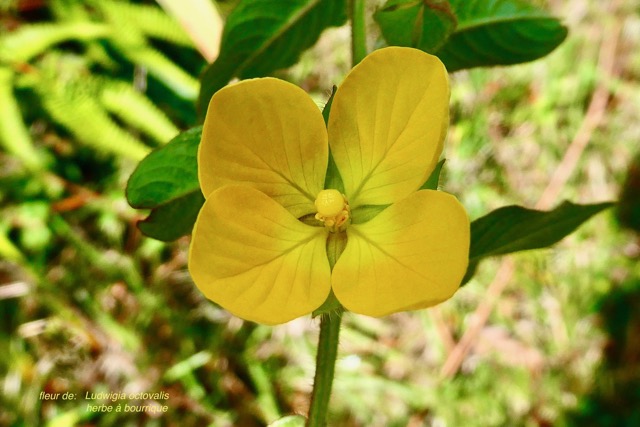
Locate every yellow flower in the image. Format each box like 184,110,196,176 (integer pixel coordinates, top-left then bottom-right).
189,47,470,325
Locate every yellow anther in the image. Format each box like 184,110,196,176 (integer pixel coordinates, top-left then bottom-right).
314,189,350,232
315,189,344,217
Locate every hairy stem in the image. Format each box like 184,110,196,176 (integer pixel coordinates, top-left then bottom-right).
307,310,343,427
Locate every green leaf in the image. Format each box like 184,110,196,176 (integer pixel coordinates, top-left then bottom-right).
127,127,201,208
322,86,344,193
126,127,203,241
462,201,613,284
436,0,568,71
375,0,457,53
470,201,613,261
138,191,205,242
461,259,479,286
197,0,348,116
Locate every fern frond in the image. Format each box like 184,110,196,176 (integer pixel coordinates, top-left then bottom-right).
0,22,110,64
45,93,151,161
49,0,119,70
0,67,45,171
36,69,150,161
115,43,199,100
100,81,179,145
97,0,193,47
50,0,90,22
89,0,198,99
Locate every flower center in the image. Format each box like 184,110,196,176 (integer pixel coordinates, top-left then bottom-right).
314,189,350,232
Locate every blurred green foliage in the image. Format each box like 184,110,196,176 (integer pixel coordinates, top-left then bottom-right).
563,278,640,427
0,0,202,165
617,151,640,232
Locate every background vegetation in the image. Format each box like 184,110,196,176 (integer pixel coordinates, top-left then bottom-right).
1,0,638,426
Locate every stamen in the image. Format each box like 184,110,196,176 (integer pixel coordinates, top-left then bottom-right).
315,189,350,232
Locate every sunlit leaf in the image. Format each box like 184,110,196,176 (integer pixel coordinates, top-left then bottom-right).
197,0,347,116
470,201,612,260
437,0,567,71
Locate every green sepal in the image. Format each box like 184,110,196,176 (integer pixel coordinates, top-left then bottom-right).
350,204,391,224
349,160,444,225
313,231,347,317
375,0,457,53
298,214,324,227
420,158,446,190
321,85,337,125
313,291,343,317
322,86,345,194
325,230,347,270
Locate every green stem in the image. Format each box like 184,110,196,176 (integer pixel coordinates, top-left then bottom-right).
306,4,363,420
350,0,367,65
307,310,343,427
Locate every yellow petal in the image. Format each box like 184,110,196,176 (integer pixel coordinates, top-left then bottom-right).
328,47,449,208
332,190,469,317
189,185,331,324
199,78,328,218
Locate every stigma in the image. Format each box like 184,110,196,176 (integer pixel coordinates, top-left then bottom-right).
314,189,350,232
